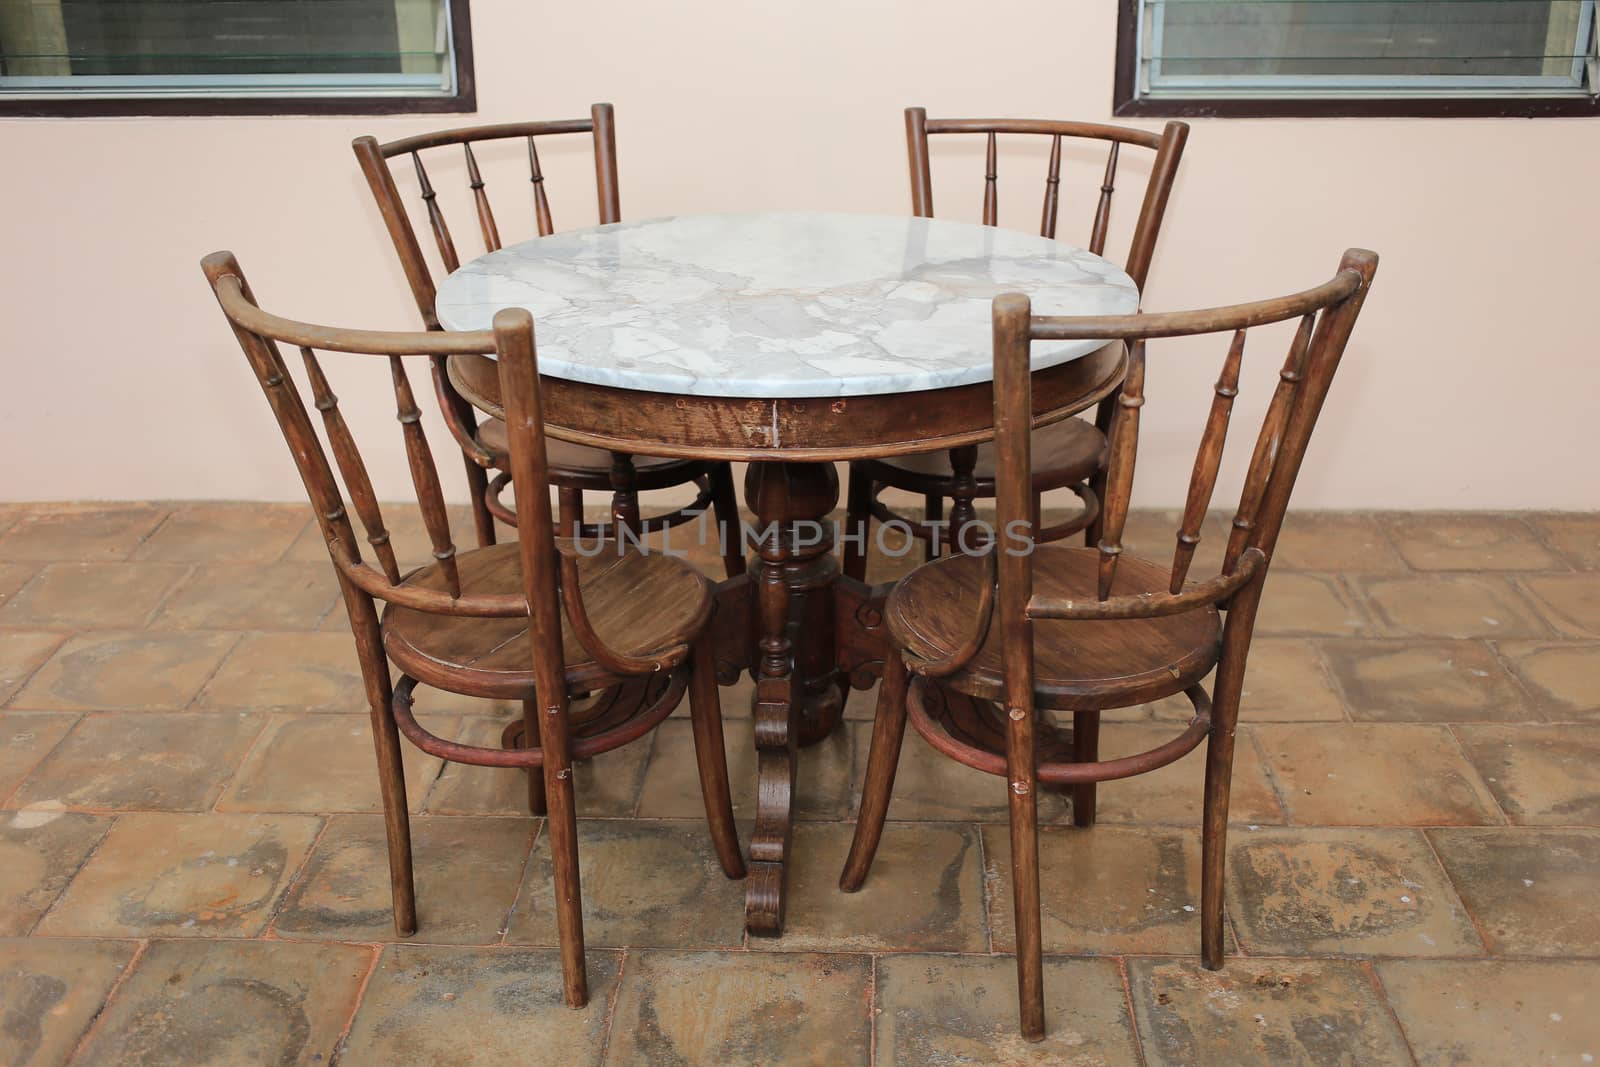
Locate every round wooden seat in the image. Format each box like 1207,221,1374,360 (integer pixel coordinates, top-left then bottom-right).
383,542,713,699
475,418,688,475
885,545,1222,710
864,416,1105,491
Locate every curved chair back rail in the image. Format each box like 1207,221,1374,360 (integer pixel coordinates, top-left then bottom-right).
906,106,1188,289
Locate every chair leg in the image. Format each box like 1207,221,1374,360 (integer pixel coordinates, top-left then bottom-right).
1201,712,1239,971
1071,710,1100,828
708,462,747,579
464,457,497,547
608,453,641,535
337,580,416,936
538,709,587,1007
924,493,944,561
557,487,583,540
947,445,980,554
842,464,872,583
1008,753,1046,1041
1201,592,1259,972
839,656,909,891
1086,400,1115,548
687,640,746,878
371,694,417,937
521,699,548,816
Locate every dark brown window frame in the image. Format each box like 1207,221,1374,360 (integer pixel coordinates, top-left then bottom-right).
0,0,475,117
1113,0,1600,119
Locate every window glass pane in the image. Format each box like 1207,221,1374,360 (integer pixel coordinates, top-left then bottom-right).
1145,0,1595,93
1160,1,1569,77
0,0,453,95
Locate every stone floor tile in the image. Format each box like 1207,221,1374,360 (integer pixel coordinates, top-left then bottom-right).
0,505,166,562
764,822,986,952
283,505,479,570
1254,723,1501,825
0,562,39,606
0,812,112,936
1274,512,1410,573
132,503,309,563
1255,573,1372,637
196,631,367,711
509,819,745,949
37,812,320,938
342,944,619,1066
1519,573,1600,638
607,950,871,1066
1381,514,1563,572
847,720,1072,823
426,715,650,817
1495,641,1600,720
1455,725,1600,825
399,679,519,718
1358,574,1551,639
637,717,852,821
984,824,1221,955
1130,957,1412,1066
1428,827,1600,955
1226,827,1482,957
275,814,533,944
1320,639,1535,723
0,631,64,705
0,712,75,800
1377,959,1600,1066
1527,512,1600,570
216,712,452,814
1090,724,1283,826
0,938,137,1067
0,562,187,629
11,631,238,711
876,954,1139,1065
679,672,753,718
151,562,340,631
1227,638,1349,722
1117,509,1229,579
75,939,369,1067
8,711,261,811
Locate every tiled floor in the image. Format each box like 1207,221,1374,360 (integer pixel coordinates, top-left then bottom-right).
2,503,1599,1065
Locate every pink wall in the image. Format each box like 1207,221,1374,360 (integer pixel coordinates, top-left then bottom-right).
2,0,1597,508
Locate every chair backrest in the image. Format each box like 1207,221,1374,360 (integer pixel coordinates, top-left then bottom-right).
990,248,1378,658
906,107,1188,289
353,104,620,460
199,250,560,630
353,103,621,331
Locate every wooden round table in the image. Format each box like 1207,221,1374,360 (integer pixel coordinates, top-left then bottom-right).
436,211,1137,935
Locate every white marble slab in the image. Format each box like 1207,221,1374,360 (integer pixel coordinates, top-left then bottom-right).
434,211,1139,399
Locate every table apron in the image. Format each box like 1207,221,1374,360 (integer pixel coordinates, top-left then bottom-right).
447,343,1126,462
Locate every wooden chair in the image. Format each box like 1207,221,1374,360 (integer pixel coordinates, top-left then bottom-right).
201,251,745,1009
841,108,1188,582
353,103,745,577
841,249,1378,1040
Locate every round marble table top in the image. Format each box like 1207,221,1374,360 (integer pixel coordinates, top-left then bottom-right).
434,211,1139,399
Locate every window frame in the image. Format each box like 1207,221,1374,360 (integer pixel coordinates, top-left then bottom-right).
1113,0,1600,118
0,0,475,117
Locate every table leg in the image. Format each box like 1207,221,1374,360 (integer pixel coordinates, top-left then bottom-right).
742,460,844,936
